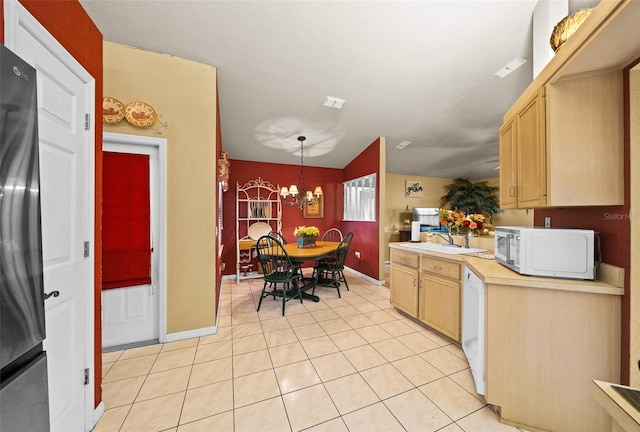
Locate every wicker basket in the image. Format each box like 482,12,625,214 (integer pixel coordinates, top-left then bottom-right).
550,8,593,53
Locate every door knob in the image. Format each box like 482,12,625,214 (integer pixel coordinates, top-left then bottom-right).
44,291,60,300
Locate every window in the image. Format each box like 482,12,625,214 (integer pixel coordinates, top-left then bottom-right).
343,173,376,221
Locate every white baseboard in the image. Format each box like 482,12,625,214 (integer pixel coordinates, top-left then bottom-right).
344,266,385,286
165,325,218,342
92,401,106,430
225,268,384,286
161,289,224,343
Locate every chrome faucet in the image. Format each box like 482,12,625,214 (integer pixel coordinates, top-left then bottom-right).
435,232,454,246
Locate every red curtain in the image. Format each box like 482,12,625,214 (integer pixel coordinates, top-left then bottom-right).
102,152,152,290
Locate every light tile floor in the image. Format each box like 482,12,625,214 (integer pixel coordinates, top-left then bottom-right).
96,273,529,432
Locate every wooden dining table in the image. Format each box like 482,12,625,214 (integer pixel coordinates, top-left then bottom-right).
282,241,340,302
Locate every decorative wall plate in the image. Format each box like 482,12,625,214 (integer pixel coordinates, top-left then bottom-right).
248,222,272,240
124,101,157,128
102,97,125,124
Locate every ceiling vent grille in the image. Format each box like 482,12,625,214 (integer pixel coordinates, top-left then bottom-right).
494,57,527,78
322,96,346,109
395,141,411,150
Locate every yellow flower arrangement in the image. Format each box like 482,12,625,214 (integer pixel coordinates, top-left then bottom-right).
293,226,320,238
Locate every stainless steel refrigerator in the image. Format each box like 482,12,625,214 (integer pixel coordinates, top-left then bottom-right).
0,43,50,432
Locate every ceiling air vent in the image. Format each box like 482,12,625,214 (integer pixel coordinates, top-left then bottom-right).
494,57,527,78
322,96,345,109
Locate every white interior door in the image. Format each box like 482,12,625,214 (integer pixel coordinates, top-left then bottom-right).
102,144,160,348
5,1,95,430
102,133,167,348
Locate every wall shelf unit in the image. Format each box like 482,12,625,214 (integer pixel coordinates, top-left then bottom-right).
236,177,282,283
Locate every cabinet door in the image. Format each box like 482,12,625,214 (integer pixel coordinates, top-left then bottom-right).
499,119,517,209
390,264,419,317
419,272,461,342
516,90,547,208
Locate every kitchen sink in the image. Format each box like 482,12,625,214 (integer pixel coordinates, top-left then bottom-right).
400,242,487,255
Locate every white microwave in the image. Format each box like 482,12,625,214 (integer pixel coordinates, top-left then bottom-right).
494,226,595,280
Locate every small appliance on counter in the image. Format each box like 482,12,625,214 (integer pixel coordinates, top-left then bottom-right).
494,226,595,280
412,207,447,233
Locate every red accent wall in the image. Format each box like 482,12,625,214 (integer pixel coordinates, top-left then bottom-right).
342,138,382,281
2,0,104,407
533,61,635,384
222,160,344,275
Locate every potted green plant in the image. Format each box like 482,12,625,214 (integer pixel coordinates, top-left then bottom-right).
440,178,500,216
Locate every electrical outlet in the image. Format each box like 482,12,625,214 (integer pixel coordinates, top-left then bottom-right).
545,216,551,228
355,251,361,259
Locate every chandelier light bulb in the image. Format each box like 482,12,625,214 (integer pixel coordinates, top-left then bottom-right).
281,135,324,209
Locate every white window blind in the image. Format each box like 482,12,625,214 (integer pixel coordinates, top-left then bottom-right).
343,173,376,221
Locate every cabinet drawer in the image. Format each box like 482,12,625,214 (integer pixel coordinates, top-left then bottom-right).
391,250,419,269
421,257,461,280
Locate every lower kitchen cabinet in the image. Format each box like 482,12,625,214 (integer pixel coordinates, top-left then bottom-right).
484,281,620,432
390,249,462,343
419,257,461,342
419,272,460,342
389,250,419,317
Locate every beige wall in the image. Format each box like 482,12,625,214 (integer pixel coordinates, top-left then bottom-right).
383,173,452,260
378,139,387,282
384,173,450,232
383,174,534,261
630,65,639,387
103,42,218,334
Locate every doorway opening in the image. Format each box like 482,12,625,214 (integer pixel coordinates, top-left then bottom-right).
102,132,167,348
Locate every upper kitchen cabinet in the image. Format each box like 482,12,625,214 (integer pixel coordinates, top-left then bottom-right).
499,89,546,209
499,0,638,209
546,70,623,206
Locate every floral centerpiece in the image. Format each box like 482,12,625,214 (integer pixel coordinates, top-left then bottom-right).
439,209,466,234
293,226,320,247
440,209,494,236
464,213,485,236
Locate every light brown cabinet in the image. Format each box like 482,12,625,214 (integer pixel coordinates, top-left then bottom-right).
390,249,462,343
500,89,547,209
389,250,419,317
484,281,620,432
419,257,461,342
498,0,631,211
545,70,624,206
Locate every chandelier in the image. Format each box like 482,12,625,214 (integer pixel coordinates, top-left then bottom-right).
280,136,323,209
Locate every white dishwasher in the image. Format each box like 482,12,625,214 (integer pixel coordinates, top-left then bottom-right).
462,265,485,395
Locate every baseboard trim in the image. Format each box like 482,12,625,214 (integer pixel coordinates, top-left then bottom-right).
103,339,160,353
92,401,106,430
344,266,384,286
165,325,218,343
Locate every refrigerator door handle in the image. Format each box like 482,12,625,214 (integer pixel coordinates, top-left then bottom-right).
44,291,60,300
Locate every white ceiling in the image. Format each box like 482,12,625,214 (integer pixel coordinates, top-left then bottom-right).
80,0,593,180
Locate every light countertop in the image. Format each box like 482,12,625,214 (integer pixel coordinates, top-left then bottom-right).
592,380,640,432
389,242,624,296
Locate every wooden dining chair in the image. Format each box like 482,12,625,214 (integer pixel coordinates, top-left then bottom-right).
321,228,343,242
312,231,353,298
255,235,302,315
